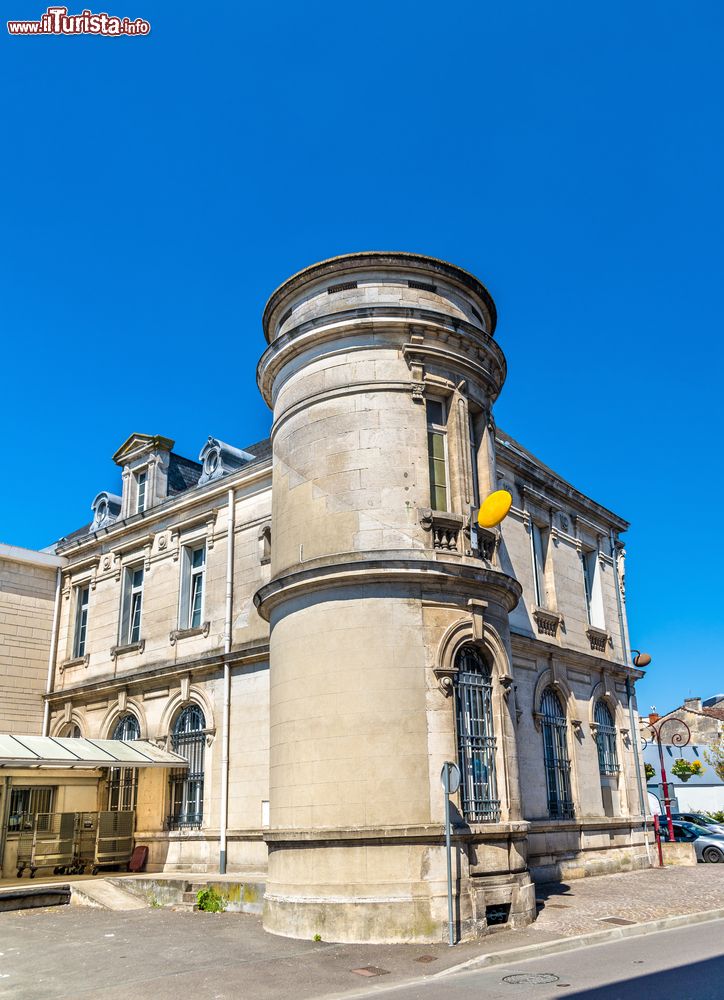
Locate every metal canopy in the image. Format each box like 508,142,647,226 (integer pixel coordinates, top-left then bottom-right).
0,735,189,770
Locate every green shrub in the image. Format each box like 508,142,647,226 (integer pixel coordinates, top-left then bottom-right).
196,887,226,913
706,810,724,824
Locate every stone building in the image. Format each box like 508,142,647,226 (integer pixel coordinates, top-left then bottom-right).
18,253,649,942
0,543,64,735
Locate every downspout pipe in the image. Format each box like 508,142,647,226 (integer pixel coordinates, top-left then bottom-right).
219,488,234,874
610,529,651,864
42,567,62,736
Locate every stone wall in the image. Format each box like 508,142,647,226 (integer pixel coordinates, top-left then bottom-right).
0,547,64,735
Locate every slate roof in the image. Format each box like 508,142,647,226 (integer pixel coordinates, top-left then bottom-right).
167,453,203,494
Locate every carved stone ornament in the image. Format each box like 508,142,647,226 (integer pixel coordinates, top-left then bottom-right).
435,672,455,697
110,640,145,661
586,626,611,653
533,606,563,638
499,674,514,698
158,535,168,551
102,555,111,571
169,622,210,646
59,654,89,674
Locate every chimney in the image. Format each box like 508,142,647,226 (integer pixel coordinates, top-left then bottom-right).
683,697,703,713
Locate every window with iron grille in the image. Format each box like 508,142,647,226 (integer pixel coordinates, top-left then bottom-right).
108,713,140,811
7,787,54,832
541,687,575,819
594,700,619,774
168,705,205,829
454,646,500,822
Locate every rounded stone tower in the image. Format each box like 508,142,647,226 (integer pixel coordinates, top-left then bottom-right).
255,253,535,943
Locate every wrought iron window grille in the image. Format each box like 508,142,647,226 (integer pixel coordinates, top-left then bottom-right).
454,646,501,823
541,687,575,820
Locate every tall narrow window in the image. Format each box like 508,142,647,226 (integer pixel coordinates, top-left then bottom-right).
168,705,205,828
180,544,206,629
594,700,619,774
469,413,480,508
73,585,90,658
455,646,500,822
426,398,448,511
108,713,140,811
530,523,548,606
541,687,574,819
120,565,144,645
136,470,147,513
582,548,605,628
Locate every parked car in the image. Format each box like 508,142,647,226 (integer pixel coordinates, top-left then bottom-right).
658,820,724,863
670,812,724,835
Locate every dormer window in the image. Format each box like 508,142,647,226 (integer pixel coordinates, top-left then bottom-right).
198,437,255,485
90,491,122,532
136,470,148,513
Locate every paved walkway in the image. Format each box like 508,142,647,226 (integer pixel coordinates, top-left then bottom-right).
0,866,721,999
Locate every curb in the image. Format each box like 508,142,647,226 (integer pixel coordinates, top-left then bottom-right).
434,906,724,978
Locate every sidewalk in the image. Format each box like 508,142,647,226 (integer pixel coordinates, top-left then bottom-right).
0,866,722,1000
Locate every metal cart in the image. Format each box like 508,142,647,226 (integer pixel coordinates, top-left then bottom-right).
15,812,76,878
78,810,135,874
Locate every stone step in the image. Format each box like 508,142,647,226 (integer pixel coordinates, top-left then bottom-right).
71,879,147,911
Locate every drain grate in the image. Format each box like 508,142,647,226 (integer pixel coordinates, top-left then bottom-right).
503,973,560,985
598,916,635,926
351,966,390,977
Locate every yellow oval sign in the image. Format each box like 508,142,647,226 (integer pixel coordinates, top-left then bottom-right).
477,490,513,529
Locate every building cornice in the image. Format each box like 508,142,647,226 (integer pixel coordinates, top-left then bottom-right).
0,543,67,569
262,251,498,342
45,640,270,704
257,310,506,408
55,456,272,560
254,555,522,622
496,435,629,532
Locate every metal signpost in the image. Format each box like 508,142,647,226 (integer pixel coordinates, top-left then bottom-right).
440,761,461,947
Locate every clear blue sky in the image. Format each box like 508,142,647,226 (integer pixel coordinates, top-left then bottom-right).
2,2,721,712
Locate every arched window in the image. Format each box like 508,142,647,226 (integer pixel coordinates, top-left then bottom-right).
454,646,500,822
541,687,574,819
108,713,141,811
112,713,140,741
60,723,82,738
594,700,619,775
168,705,205,828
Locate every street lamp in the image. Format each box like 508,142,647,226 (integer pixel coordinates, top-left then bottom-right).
642,712,691,843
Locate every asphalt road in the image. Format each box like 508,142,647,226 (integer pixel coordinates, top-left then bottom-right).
359,920,724,1000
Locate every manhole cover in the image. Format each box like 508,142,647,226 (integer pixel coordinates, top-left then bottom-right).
351,967,390,978
503,973,560,985
415,955,438,963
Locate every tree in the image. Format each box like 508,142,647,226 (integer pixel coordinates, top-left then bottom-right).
703,733,724,782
